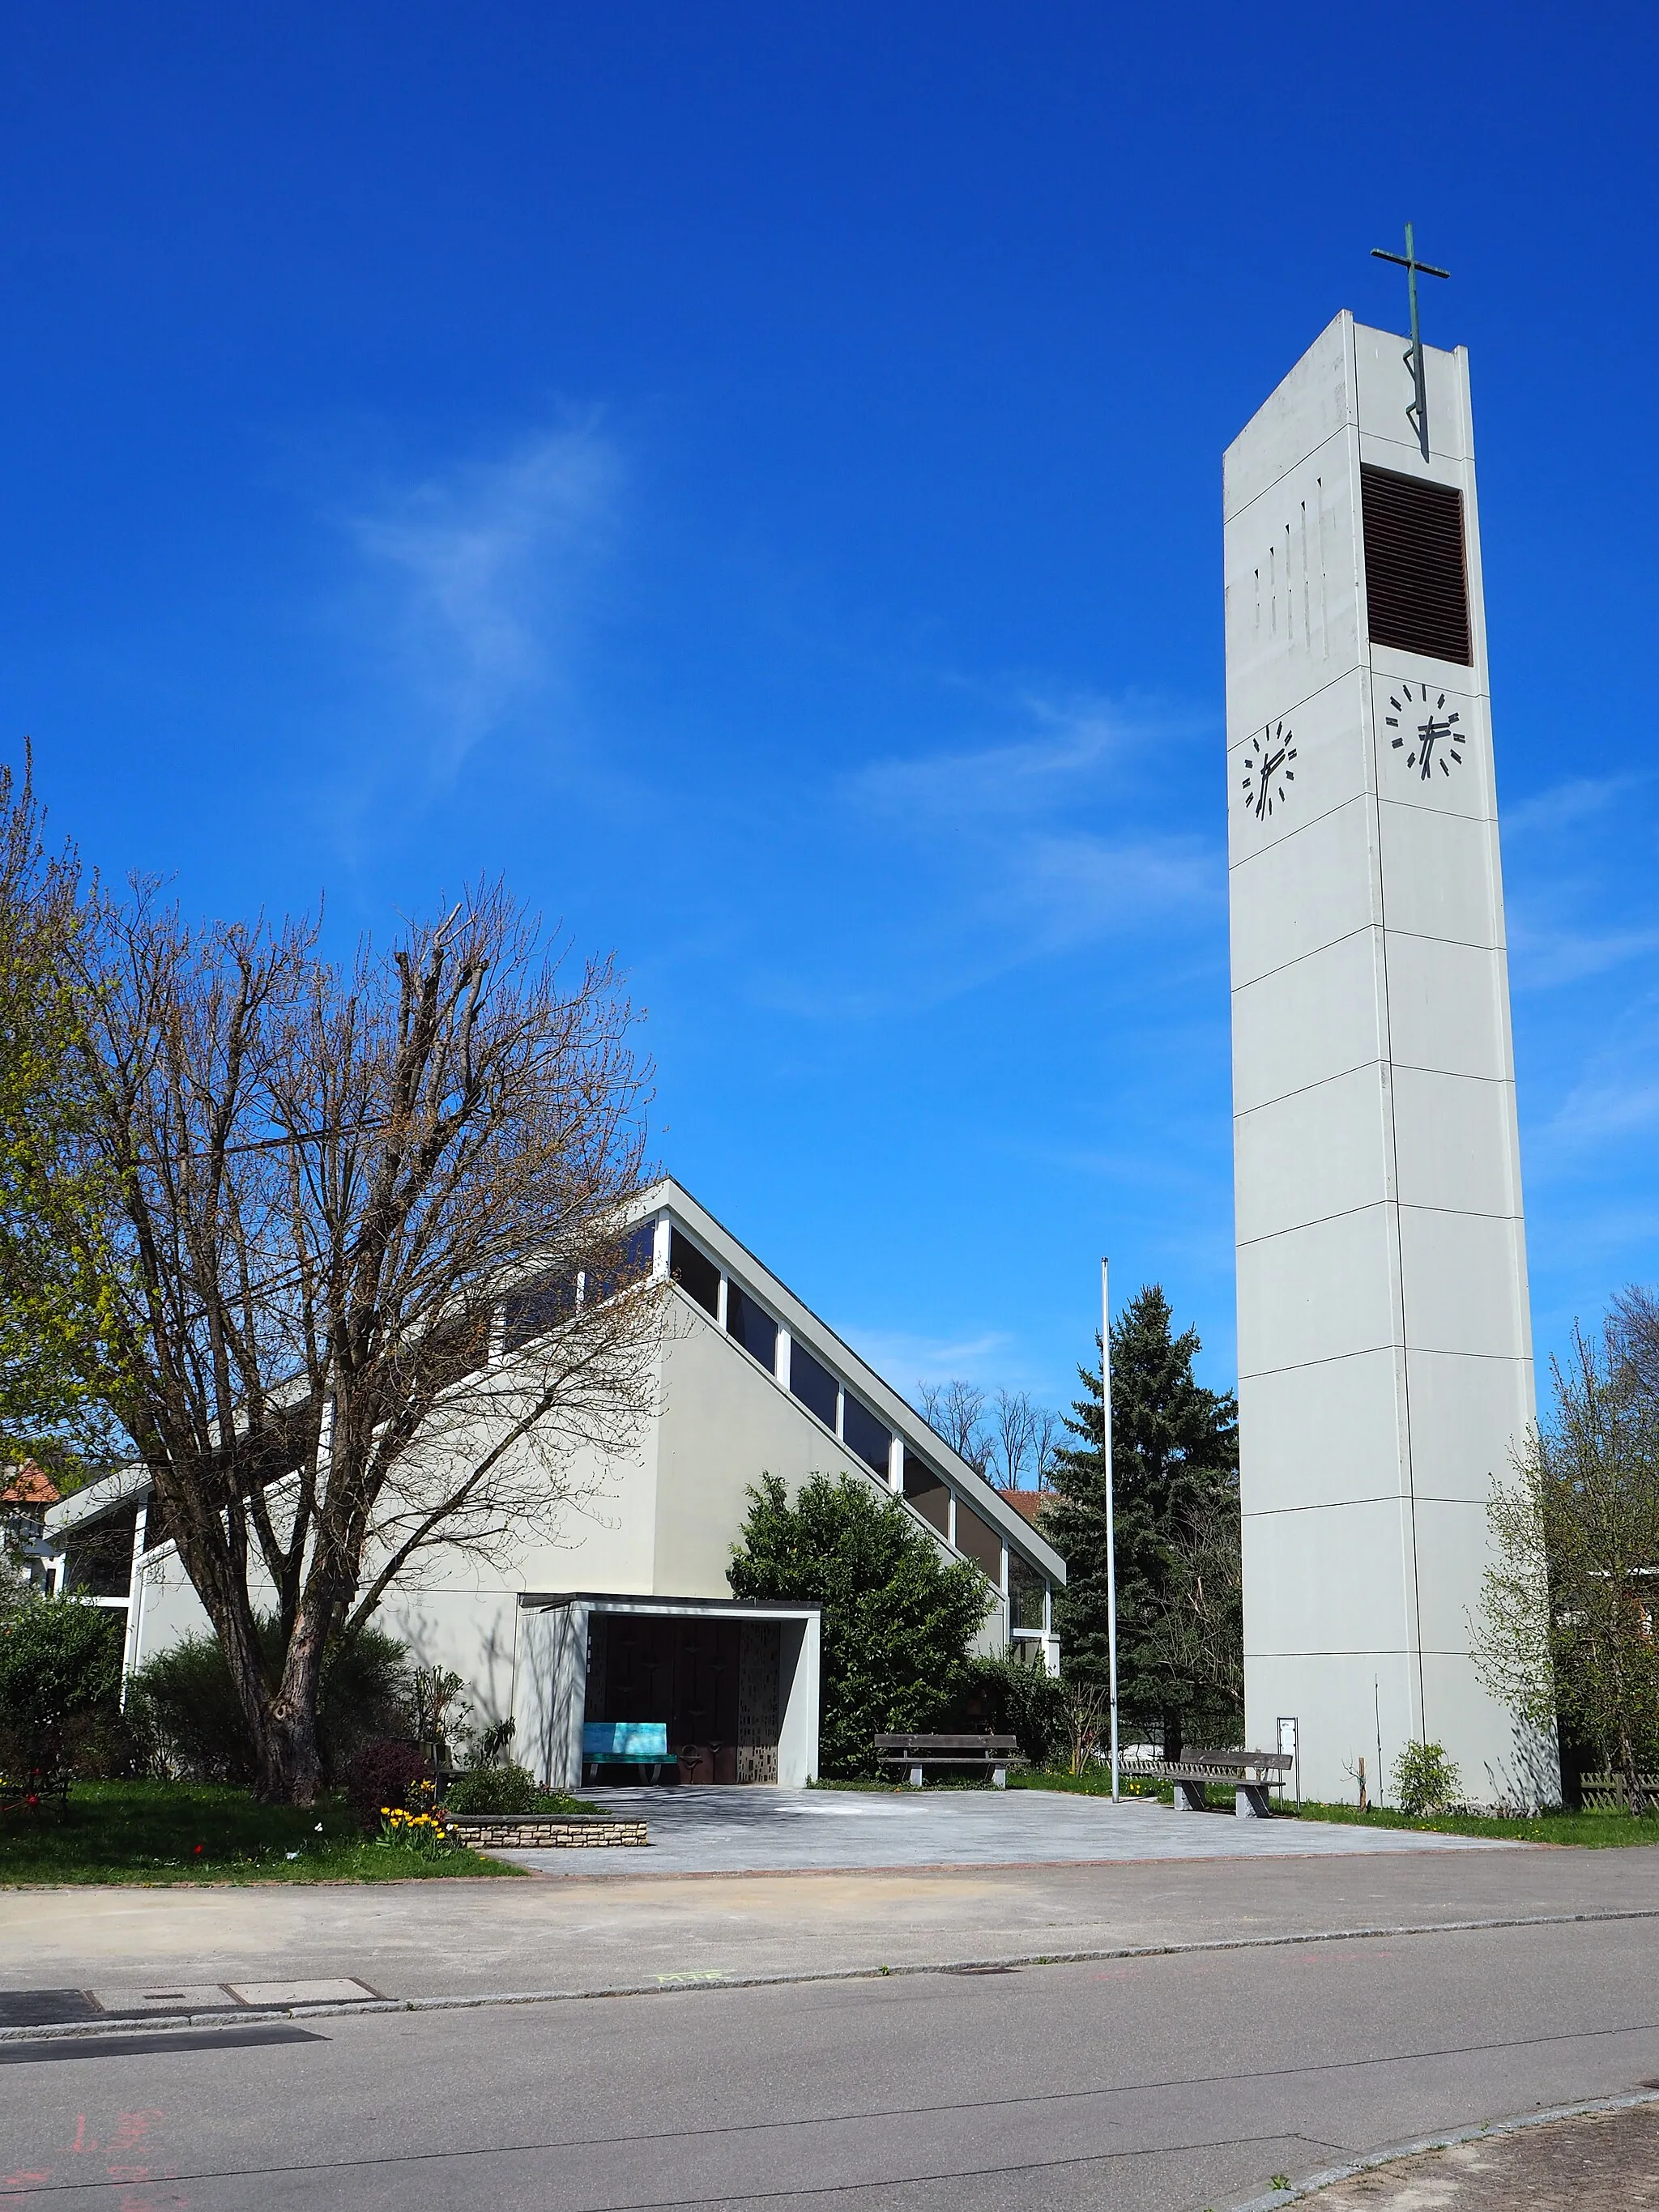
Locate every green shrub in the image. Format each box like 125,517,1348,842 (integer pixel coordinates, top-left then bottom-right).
444,1762,544,1815
129,1620,413,1784
0,1596,124,1777
948,1652,1068,1768
1392,1739,1461,1817
728,1473,991,1778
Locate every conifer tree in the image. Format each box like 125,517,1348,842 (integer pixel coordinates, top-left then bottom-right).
1042,1285,1239,1753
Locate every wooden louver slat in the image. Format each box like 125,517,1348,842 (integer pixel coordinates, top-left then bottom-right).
1360,464,1472,666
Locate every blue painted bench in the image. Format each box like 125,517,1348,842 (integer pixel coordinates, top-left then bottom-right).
582,1720,671,1782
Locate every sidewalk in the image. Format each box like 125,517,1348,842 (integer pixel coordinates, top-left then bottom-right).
1,1831,1652,2014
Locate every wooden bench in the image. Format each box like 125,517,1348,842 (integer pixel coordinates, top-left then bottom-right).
582,1721,672,1783
875,1733,1021,1789
1117,1748,1293,1818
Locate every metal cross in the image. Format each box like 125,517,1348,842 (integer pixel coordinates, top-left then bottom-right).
1371,222,1450,460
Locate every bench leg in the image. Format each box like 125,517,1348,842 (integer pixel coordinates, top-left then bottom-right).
908,1765,924,1789
1235,1783,1272,1819
1172,1779,1207,1813
992,1765,1007,1789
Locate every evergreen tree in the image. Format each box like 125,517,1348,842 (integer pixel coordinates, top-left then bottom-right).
1042,1285,1239,1752
728,1473,990,1777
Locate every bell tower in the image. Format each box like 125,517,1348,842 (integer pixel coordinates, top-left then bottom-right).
1222,307,1545,1805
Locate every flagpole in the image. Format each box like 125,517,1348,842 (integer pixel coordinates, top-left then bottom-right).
1101,1257,1120,1803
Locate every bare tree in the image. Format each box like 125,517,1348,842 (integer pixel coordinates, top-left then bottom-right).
1064,1676,1111,1777
984,1388,1060,1491
987,1388,1036,1490
32,879,660,1802
917,1379,988,1474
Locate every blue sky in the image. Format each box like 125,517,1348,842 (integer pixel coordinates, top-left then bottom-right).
2,5,1655,1426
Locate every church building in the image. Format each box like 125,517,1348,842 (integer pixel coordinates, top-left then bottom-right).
41,1178,1064,1790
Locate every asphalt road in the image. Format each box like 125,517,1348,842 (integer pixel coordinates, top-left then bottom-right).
5,1912,1659,2211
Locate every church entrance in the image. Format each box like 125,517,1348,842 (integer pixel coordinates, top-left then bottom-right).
585,1610,781,1783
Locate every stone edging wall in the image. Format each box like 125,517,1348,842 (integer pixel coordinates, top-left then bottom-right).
448,1816,649,1850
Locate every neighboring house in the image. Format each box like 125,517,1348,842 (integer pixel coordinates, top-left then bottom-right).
2,1464,60,1589
41,1178,1065,1788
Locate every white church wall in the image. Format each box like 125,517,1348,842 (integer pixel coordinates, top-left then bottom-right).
650,1292,861,1596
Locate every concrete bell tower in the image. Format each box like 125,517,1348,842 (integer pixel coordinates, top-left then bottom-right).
1223,309,1546,1807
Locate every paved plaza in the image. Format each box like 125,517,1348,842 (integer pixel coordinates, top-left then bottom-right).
510,1784,1524,1876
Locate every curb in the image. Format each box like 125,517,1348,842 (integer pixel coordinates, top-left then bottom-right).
5,1900,1659,2047
1221,2086,1659,2209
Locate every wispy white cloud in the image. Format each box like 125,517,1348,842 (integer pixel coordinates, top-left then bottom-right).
1510,920,1659,989
1553,1074,1659,1144
348,420,621,772
838,1325,1017,1392
756,690,1220,1019
1504,774,1648,837
846,689,1205,825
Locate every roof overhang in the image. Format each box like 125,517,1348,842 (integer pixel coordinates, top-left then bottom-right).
519,1591,821,1620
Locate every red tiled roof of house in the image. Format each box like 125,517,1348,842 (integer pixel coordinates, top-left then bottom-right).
995,1485,1048,1527
1,1463,59,1507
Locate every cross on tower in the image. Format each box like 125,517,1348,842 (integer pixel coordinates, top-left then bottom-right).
1371,222,1450,461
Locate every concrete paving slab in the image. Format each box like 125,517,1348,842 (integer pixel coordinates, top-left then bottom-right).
89,1982,236,2014
224,1977,378,2006
509,1784,1522,1876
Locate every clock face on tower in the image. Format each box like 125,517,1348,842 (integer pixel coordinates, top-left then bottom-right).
1383,682,1467,781
1239,719,1297,821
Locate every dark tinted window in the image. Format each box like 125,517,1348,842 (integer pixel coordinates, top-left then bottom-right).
502,1271,578,1352
1360,465,1471,665
669,1227,720,1317
789,1339,838,1429
1009,1555,1046,1631
585,1218,657,1305
726,1282,778,1371
65,1508,137,1598
955,1498,1004,1582
842,1392,890,1478
902,1451,949,1535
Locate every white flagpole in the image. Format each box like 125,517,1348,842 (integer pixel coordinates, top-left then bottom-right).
1102,1257,1120,1803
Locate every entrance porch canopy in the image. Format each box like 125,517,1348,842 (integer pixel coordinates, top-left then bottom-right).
514,1593,822,1791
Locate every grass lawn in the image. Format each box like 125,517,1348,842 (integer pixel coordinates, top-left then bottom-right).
0,1779,528,1885
1290,1799,1659,1848
1011,1767,1659,1847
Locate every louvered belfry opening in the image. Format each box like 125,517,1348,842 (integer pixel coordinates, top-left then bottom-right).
1360,464,1473,666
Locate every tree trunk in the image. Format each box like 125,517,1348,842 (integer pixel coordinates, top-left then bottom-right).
254,1706,324,1806
198,1562,329,1805
256,1598,331,1805
1618,1720,1646,1818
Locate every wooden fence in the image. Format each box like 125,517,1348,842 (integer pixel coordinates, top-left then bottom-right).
1580,1771,1659,1811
